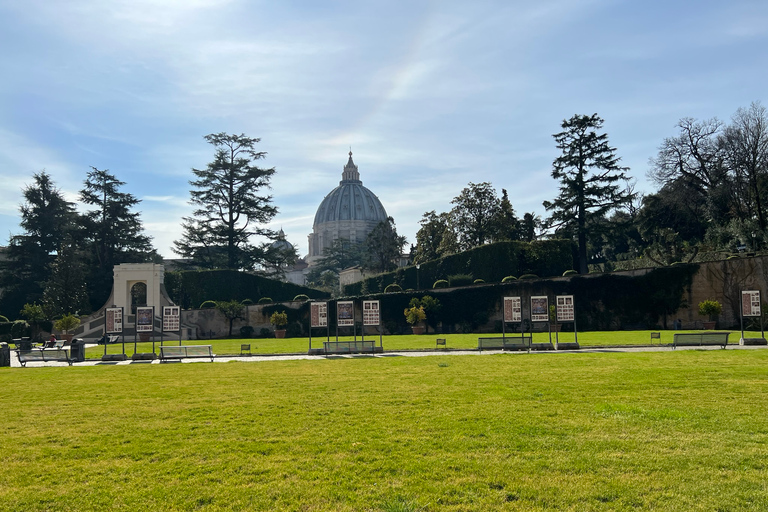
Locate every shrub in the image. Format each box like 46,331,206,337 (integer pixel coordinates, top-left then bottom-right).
286,322,303,338
501,276,517,283
404,306,426,325
293,294,310,302
563,269,578,276
384,284,402,293
258,297,273,304
54,314,80,335
0,315,8,323
519,274,538,280
473,279,485,284
433,279,449,289
239,325,255,338
448,274,473,287
259,328,272,338
270,311,288,327
698,299,722,320
11,320,29,338
200,300,216,309
241,298,254,305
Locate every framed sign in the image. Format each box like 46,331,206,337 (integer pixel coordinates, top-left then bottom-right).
556,295,575,322
504,297,522,323
742,290,761,317
106,307,123,334
311,302,328,328
136,306,154,332
363,300,380,326
337,301,354,327
162,306,180,332
531,296,549,322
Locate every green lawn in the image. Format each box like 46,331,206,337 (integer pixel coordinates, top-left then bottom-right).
2,350,768,510
86,329,761,358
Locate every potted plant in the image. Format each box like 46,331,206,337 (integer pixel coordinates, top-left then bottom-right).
54,313,81,343
698,299,722,329
404,305,427,335
270,311,288,338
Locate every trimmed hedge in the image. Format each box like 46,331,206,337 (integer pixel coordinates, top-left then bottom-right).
344,239,574,295
165,270,329,310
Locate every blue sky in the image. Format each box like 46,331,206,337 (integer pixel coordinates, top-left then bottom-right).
1,0,767,259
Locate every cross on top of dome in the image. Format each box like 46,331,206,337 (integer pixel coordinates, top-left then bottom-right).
341,150,361,183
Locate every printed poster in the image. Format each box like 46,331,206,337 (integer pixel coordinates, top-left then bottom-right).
311,302,328,328
531,296,549,322
337,301,354,327
136,306,154,332
363,300,380,326
742,290,761,317
163,306,180,332
106,307,123,334
503,297,522,323
556,295,575,322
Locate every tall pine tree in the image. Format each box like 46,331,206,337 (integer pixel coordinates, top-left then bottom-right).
543,114,633,274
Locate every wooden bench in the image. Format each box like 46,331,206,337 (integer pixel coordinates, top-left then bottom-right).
323,340,375,355
477,336,533,351
672,332,729,349
17,348,72,367
159,345,214,362
436,338,447,349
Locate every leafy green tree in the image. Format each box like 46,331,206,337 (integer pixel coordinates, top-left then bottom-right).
414,210,456,264
450,182,500,251
215,299,245,337
363,217,407,273
544,114,633,274
174,133,278,270
80,167,156,308
0,172,78,316
20,303,47,341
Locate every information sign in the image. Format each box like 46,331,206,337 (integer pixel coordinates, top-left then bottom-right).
337,301,354,326
363,300,380,326
503,297,522,322
311,302,328,328
162,306,180,332
106,307,123,334
531,296,549,322
136,306,154,332
742,290,762,317
556,295,575,322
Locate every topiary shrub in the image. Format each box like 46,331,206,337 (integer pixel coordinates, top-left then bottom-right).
11,320,29,338
0,315,8,323
293,294,310,302
258,297,273,304
473,279,485,284
562,270,578,276
448,274,473,287
259,328,272,338
239,325,255,338
384,284,402,293
241,298,254,305
433,279,449,289
200,300,216,309
519,274,538,280
501,276,517,283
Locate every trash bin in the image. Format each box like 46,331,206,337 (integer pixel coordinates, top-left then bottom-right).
70,339,86,363
0,342,9,367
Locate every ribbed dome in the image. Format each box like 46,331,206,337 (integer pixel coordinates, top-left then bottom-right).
312,152,388,227
270,229,294,252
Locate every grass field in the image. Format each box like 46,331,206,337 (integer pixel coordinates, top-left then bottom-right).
2,349,768,511
87,329,763,358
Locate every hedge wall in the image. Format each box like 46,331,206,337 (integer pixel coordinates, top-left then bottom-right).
345,239,575,295
339,264,698,333
165,270,330,310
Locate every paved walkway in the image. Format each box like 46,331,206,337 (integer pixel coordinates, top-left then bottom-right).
7,343,766,368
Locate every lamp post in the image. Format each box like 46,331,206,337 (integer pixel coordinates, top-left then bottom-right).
416,264,421,290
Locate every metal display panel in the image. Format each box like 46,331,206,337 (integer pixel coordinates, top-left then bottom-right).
362,300,380,326
337,301,354,327
742,290,761,317
530,296,549,322
136,306,154,332
556,295,575,322
311,302,328,328
162,306,180,332
503,297,522,323
106,307,123,334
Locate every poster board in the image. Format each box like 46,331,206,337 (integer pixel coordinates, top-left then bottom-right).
162,306,180,332
136,306,154,332
503,297,522,323
742,290,762,317
556,295,575,322
337,301,354,327
531,296,549,322
363,300,380,326
311,302,328,328
106,307,123,334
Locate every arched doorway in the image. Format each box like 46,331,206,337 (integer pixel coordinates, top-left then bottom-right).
130,282,147,315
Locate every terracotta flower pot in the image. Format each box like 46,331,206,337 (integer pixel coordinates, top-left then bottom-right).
411,326,425,335
703,321,716,330
275,329,286,338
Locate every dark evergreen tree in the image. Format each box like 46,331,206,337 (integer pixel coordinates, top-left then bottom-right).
490,188,519,241
363,217,407,273
0,172,77,317
173,133,278,270
544,114,633,274
42,236,90,318
80,167,156,308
